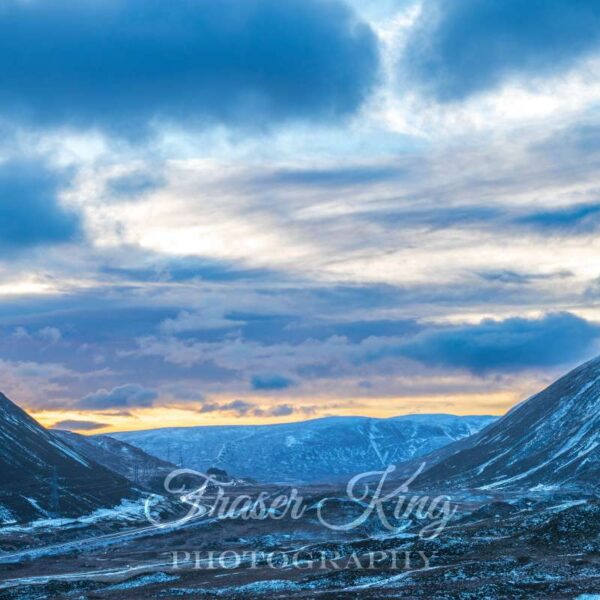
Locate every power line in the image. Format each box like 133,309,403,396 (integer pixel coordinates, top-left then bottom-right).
49,466,60,516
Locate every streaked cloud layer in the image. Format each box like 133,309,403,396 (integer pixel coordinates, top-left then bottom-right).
1,0,600,432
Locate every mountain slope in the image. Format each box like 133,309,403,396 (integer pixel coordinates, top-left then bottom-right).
0,392,135,524
415,357,600,491
53,430,177,490
111,414,495,483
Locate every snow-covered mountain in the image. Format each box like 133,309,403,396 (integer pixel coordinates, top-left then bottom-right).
54,430,177,490
111,414,495,484
0,392,135,524
415,357,600,491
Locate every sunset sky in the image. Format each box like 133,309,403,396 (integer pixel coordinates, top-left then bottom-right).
2,0,600,433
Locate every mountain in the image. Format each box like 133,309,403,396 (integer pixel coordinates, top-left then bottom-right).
0,392,135,524
53,430,177,491
414,357,600,491
111,414,495,484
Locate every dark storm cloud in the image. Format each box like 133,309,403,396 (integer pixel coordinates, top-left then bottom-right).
0,160,80,251
77,384,158,409
0,0,379,135
405,0,600,101
367,312,600,373
251,374,295,391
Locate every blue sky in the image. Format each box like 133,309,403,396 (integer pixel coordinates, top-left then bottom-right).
2,0,600,431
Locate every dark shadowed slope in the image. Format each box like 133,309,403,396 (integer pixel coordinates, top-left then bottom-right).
54,430,176,490
415,357,600,491
0,392,135,524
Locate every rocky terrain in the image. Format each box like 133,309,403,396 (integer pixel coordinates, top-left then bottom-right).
0,486,597,598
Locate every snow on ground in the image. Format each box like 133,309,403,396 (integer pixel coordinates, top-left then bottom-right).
103,572,179,592
23,497,51,518
0,504,16,525
529,484,560,492
0,498,147,533
544,500,588,514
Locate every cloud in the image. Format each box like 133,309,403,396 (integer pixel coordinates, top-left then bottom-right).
405,0,600,101
0,359,81,410
251,374,295,390
105,170,166,200
38,327,62,343
266,404,295,417
514,203,600,234
0,0,379,135
2,360,75,381
51,419,108,431
163,384,204,402
256,164,407,188
199,399,256,416
159,309,243,334
78,384,158,409
0,159,80,251
372,312,600,373
199,399,297,418
11,327,31,341
530,121,600,162
477,269,573,285
101,255,273,284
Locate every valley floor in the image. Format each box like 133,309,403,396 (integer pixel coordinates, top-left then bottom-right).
0,485,598,599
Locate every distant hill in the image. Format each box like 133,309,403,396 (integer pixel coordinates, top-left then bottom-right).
53,430,177,491
111,414,495,484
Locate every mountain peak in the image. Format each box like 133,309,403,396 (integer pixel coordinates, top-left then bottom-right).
0,391,135,524
417,357,600,491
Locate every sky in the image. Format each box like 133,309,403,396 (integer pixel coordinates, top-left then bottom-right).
2,0,600,433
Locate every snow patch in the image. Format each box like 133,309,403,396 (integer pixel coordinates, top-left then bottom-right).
104,572,179,591
0,498,146,533
0,504,16,525
23,496,51,518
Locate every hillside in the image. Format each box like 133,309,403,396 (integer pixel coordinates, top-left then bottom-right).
112,414,495,483
0,392,135,524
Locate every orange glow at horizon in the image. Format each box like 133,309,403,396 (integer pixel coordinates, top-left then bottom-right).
30,391,521,435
